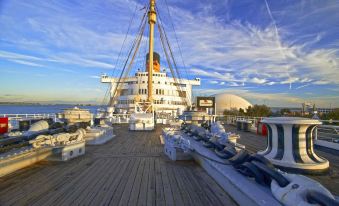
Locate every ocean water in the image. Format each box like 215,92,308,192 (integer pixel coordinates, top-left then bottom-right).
0,105,101,115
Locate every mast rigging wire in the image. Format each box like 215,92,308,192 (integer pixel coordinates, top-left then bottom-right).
100,3,139,107
109,7,148,106
156,7,191,107
162,0,190,80
157,19,189,107
103,0,192,110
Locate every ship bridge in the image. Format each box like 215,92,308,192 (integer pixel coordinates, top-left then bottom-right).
101,71,200,115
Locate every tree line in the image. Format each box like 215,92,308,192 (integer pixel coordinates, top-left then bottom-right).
223,105,339,121
223,104,271,117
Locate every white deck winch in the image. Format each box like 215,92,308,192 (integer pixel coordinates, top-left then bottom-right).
129,113,155,131
259,117,329,174
129,102,155,131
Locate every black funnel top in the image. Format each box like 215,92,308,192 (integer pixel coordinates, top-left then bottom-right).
146,52,160,62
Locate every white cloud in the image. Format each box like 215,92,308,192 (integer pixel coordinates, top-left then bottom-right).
266,81,276,85
163,3,339,86
228,82,240,87
0,50,116,69
10,59,44,67
209,80,218,84
0,51,43,61
296,84,311,90
0,51,44,67
89,75,101,79
250,77,267,84
49,53,115,69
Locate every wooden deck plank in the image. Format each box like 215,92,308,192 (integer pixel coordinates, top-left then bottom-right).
8,159,92,205
0,125,237,206
34,159,108,206
193,165,237,205
164,161,186,206
127,158,146,206
155,157,165,206
159,159,175,206
118,158,142,206
88,159,125,205
99,159,132,205
137,157,150,206
147,157,156,206
180,164,213,206
56,159,112,205
177,165,203,206
71,158,119,204
107,158,140,206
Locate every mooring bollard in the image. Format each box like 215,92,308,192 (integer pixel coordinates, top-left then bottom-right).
258,117,329,174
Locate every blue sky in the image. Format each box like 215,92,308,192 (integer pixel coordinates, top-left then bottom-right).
0,0,338,107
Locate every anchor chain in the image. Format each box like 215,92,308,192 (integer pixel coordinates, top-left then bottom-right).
178,123,339,206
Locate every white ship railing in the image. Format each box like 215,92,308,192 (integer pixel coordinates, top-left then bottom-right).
182,114,339,150
1,113,57,120
108,114,131,124
0,113,57,130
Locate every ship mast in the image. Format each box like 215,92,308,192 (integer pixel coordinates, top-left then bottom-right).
147,0,156,105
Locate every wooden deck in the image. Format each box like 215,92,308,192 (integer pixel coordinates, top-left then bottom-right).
224,124,339,196
0,125,236,206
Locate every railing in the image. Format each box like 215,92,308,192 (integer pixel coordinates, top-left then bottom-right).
0,113,57,130
108,114,131,124
2,112,338,144
180,114,339,144
218,115,339,148
315,125,339,142
1,113,57,120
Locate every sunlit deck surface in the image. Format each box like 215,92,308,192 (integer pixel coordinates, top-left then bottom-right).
224,124,339,196
0,125,236,206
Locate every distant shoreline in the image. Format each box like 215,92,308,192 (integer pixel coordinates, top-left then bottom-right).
0,102,97,106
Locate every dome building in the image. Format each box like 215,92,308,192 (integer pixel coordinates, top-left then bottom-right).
213,93,252,114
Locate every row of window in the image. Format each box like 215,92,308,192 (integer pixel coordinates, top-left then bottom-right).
117,100,186,105
156,89,164,95
127,81,186,86
139,89,147,94
136,73,166,77
134,89,185,97
118,100,135,104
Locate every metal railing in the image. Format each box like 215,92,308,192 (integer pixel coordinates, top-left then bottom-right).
0,113,57,130
315,125,339,142
1,113,338,143
1,113,57,120
108,114,131,124
219,115,339,144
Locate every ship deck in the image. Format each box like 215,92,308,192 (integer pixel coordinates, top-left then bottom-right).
224,124,339,196
0,125,236,206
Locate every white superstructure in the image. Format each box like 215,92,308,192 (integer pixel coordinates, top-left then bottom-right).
101,71,200,117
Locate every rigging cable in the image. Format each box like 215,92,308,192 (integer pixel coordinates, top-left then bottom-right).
100,3,139,107
109,7,148,106
162,0,190,80
156,7,191,107
157,20,188,107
